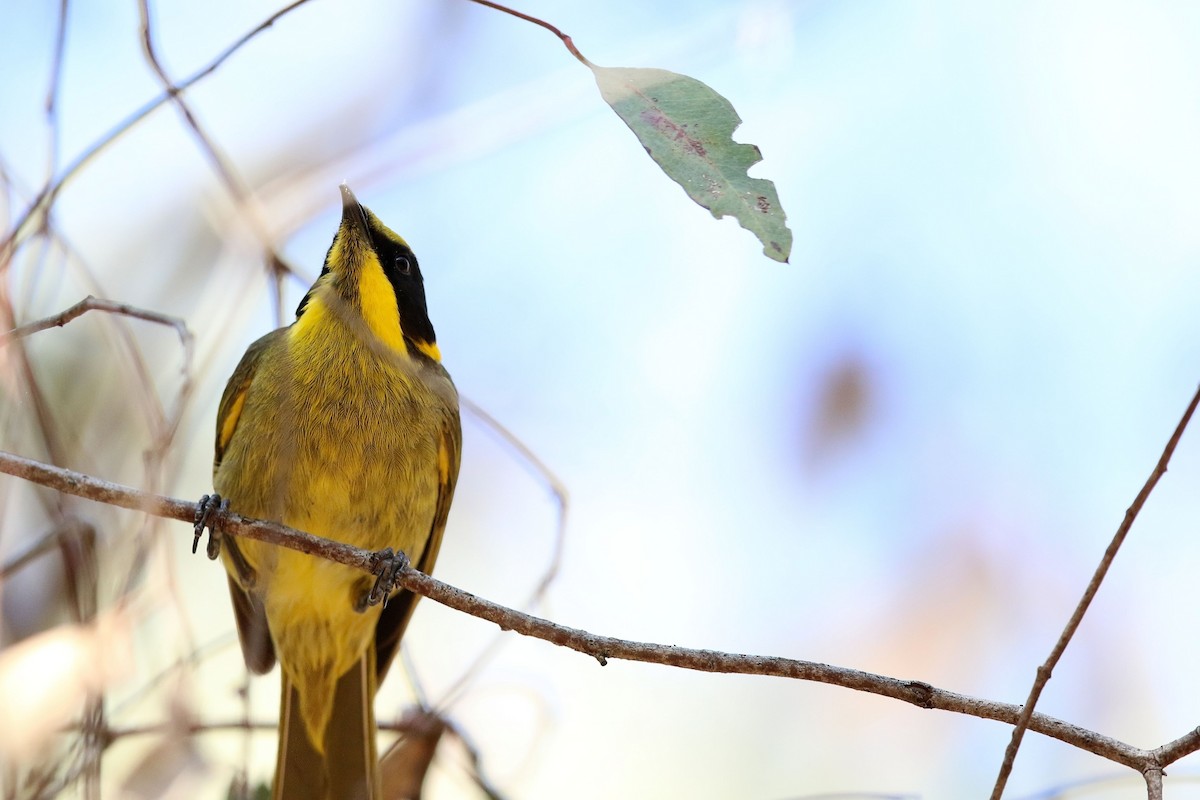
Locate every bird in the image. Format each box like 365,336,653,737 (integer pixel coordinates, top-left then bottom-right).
195,184,461,799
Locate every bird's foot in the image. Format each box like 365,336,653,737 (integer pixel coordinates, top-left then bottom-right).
357,547,410,611
193,494,258,588
193,494,229,560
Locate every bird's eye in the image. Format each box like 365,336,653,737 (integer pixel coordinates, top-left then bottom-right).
395,255,412,276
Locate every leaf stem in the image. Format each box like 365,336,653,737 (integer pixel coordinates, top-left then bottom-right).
465,0,594,67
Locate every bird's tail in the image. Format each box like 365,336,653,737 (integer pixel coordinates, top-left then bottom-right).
273,650,380,800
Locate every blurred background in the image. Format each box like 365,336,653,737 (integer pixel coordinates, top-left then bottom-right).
2,0,1200,797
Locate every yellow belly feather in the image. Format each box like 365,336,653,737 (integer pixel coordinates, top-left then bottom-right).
215,288,444,747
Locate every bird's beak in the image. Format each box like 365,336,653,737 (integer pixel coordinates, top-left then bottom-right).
339,183,369,236
340,182,358,212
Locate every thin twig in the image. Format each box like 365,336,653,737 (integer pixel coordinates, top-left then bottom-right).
138,0,245,197
136,0,294,294
990,383,1200,798
442,716,509,800
461,396,569,609
0,518,89,579
3,294,192,356
1,0,316,260
465,0,593,67
2,290,70,508
436,397,570,707
104,716,438,741
1,293,196,459
44,0,70,179
0,446,1189,775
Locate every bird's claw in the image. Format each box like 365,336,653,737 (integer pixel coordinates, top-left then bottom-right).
357,547,410,611
193,494,229,560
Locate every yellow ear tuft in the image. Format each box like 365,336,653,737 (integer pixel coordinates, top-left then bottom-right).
414,340,442,362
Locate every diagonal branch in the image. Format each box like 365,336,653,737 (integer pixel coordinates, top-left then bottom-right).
435,397,571,708
1,0,316,261
1,293,196,464
3,294,192,354
136,0,252,205
135,0,296,301
1151,725,1200,765
2,447,1198,776
990,383,1200,798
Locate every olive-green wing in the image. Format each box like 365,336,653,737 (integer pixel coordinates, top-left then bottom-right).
214,328,285,474
374,411,462,682
214,328,286,675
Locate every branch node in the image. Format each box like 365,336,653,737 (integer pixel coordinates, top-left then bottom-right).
905,680,935,709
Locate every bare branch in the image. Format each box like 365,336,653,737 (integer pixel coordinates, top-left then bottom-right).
1145,767,1163,800
1149,726,1200,767
461,396,570,609
0,446,1184,775
439,717,509,800
105,715,438,741
136,0,249,203
44,0,70,178
3,294,192,357
435,397,571,708
1,0,317,259
990,383,1200,798
135,0,298,294
1,293,196,461
0,519,90,580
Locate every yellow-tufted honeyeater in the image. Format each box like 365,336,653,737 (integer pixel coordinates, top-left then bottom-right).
197,185,461,800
